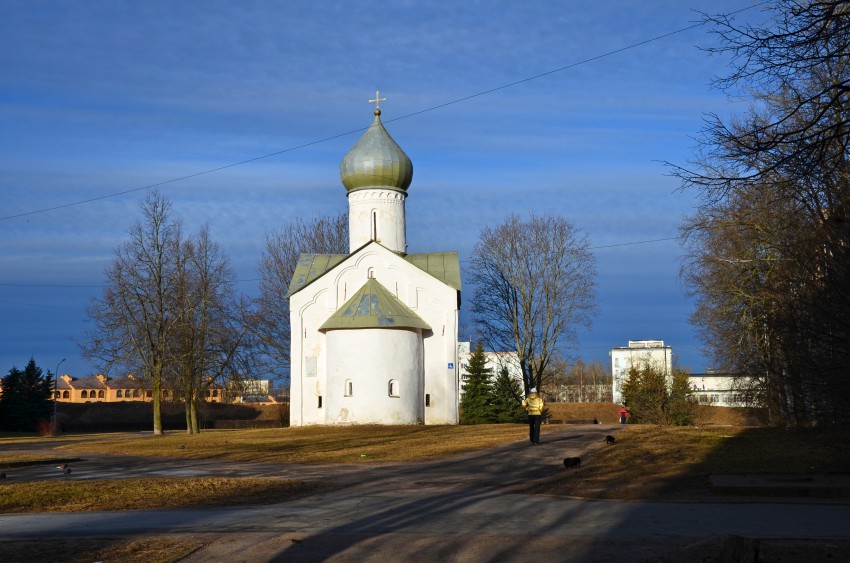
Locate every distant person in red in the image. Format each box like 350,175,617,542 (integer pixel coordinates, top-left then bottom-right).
618,407,630,424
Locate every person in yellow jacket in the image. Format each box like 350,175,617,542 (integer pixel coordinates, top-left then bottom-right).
521,387,545,445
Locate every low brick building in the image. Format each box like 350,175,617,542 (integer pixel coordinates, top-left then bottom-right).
53,373,225,403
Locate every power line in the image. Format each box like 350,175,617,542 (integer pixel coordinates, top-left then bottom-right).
0,127,370,222
588,236,680,250
1,235,683,288
0,279,257,289
0,3,764,223
0,298,84,312
0,283,101,288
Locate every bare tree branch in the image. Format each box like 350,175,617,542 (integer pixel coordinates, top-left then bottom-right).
469,213,597,395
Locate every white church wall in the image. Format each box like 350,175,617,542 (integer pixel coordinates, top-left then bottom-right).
289,289,332,426
348,189,406,253
290,243,459,426
325,328,423,424
419,298,460,425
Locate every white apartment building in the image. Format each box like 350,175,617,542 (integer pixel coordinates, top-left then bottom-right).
457,342,523,398
688,372,758,407
610,340,673,404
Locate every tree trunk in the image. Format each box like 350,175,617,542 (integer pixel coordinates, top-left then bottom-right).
152,363,163,436
184,400,193,434
190,399,200,434
184,380,195,434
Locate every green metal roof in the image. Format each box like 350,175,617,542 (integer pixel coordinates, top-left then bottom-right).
405,252,462,290
339,110,413,193
288,249,462,298
288,253,347,296
319,278,431,331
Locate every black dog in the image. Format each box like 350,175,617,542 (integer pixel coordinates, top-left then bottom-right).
563,456,581,469
605,435,616,444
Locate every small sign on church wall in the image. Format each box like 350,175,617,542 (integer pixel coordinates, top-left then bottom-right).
448,363,454,369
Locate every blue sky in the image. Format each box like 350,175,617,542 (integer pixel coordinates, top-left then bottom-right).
1,0,761,381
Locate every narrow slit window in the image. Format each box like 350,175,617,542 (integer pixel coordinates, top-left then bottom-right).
371,210,377,241
388,379,400,398
425,393,431,407
318,395,323,408
345,379,353,397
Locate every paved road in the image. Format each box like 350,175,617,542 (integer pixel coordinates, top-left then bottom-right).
3,425,850,562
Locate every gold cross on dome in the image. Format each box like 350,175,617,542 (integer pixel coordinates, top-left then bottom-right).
369,90,386,111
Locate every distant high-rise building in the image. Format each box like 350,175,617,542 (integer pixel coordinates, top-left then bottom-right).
610,340,672,404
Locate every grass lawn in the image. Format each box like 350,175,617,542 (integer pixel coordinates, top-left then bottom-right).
0,424,532,515
51,424,535,463
0,476,320,513
535,425,850,501
1,535,206,563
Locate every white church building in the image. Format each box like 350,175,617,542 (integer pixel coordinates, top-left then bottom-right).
288,101,462,425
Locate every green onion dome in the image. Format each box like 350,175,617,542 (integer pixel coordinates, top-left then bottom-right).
340,109,413,193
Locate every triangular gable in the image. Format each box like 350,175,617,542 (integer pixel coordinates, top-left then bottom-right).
319,278,431,331
288,242,462,300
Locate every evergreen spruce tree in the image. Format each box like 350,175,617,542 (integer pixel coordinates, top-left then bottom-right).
622,364,694,425
0,359,54,431
460,341,495,424
490,366,526,423
668,369,695,426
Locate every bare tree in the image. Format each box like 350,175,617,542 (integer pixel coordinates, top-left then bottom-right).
469,213,597,395
83,191,181,435
551,359,612,402
253,213,348,380
170,226,248,433
84,193,254,434
672,1,850,198
675,1,850,425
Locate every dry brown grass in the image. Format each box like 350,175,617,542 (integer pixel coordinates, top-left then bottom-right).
6,422,846,562
544,403,766,427
535,425,850,501
8,419,846,509
0,476,319,513
56,424,535,463
545,402,622,423
1,535,206,563
0,453,80,469
0,433,90,445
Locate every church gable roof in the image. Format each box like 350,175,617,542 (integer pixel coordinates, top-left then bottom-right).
288,243,462,298
288,253,348,296
319,278,431,331
405,252,462,291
